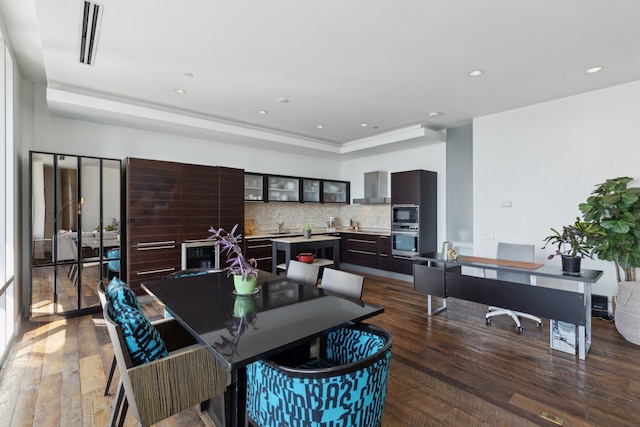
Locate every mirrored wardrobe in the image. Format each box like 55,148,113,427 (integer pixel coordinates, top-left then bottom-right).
30,152,122,320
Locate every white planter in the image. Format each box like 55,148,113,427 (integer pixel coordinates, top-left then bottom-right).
614,281,640,345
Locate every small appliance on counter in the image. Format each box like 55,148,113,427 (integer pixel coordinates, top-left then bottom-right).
244,219,256,235
327,216,336,232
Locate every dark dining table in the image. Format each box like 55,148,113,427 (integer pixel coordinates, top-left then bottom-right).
141,270,384,427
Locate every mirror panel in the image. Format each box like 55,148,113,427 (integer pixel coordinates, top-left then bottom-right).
30,152,121,319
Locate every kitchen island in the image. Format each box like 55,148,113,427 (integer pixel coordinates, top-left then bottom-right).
271,235,341,273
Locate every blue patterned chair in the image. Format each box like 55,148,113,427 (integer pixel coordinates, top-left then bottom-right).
246,323,393,427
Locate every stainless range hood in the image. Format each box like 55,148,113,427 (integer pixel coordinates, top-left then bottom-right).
352,171,391,204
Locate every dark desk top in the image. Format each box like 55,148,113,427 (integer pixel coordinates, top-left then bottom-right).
142,272,384,370
414,253,604,284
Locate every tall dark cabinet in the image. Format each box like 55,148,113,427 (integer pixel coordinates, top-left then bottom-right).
125,158,243,293
391,170,437,274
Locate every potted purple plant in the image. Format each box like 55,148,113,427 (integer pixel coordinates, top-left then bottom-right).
208,224,259,294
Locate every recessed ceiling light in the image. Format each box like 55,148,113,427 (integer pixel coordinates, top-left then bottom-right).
278,98,290,104
468,69,484,77
184,72,194,78
428,112,441,118
174,88,185,94
586,66,603,74
257,110,268,115
316,125,324,129
360,123,368,127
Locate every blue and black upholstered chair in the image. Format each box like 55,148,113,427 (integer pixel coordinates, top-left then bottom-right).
246,323,393,427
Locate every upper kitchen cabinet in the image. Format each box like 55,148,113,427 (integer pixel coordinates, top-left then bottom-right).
391,170,436,205
302,178,321,203
267,176,300,202
244,173,265,201
322,180,350,204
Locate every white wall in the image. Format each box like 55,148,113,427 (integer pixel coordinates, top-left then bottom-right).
474,80,640,301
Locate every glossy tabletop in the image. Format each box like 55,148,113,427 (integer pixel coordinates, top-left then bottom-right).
142,272,384,370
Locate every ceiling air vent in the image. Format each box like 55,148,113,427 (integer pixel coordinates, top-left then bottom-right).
78,1,103,65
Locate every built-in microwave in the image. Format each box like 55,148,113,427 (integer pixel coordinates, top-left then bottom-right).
392,204,419,227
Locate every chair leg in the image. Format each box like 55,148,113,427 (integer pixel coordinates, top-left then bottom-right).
117,398,128,427
104,356,117,396
110,383,125,427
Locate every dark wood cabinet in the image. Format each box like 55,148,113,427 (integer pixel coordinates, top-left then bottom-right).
245,172,350,204
341,233,379,268
378,235,392,271
244,237,274,271
126,158,243,293
391,170,434,205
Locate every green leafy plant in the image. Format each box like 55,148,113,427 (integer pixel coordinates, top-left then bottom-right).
303,223,314,230
207,224,258,281
542,217,604,259
579,176,640,282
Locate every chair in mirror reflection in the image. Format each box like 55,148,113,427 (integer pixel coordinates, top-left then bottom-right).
319,268,364,300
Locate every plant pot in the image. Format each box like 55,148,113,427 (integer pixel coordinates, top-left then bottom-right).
614,281,640,345
561,255,581,275
233,295,257,317
233,274,258,295
303,229,312,239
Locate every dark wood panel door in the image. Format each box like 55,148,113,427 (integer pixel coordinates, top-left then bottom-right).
181,163,220,241
391,170,422,205
219,167,245,232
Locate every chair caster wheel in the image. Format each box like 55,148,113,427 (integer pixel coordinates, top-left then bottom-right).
485,317,491,325
516,326,523,333
536,321,543,328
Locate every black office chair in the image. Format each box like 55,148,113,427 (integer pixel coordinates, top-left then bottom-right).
485,242,543,332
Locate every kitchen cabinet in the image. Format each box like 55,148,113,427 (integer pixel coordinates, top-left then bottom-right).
341,233,379,268
126,158,244,293
322,180,349,204
378,235,392,271
302,178,321,202
391,170,436,206
244,237,274,271
244,173,265,201
267,176,300,202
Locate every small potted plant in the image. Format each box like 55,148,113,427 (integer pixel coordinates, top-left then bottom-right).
303,223,313,239
208,224,259,294
542,217,604,274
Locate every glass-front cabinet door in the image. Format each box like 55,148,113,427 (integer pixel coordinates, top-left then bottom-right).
302,179,320,202
30,152,122,320
322,180,350,203
267,176,300,202
244,173,264,201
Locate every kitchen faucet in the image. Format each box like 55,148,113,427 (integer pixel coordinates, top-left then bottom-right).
276,222,284,233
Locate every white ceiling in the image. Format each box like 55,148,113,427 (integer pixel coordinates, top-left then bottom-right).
2,0,640,156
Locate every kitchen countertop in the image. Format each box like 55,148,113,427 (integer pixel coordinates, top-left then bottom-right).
244,228,390,239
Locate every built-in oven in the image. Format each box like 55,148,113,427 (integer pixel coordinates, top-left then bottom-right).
392,204,419,227
181,240,221,270
391,230,420,257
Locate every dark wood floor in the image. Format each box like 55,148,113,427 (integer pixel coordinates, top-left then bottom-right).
2,272,640,426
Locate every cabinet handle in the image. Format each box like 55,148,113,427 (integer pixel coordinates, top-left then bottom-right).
254,256,272,261
379,253,389,257
137,245,176,251
248,244,272,249
137,267,176,276
137,240,176,247
393,255,414,260
348,249,377,256
348,238,376,244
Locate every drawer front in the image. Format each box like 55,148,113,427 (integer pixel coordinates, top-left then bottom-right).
245,238,273,271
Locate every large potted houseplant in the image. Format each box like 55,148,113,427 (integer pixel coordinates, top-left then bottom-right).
208,224,259,295
541,217,604,275
579,176,640,344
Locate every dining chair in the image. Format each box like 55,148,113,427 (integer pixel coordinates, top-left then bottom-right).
286,259,320,286
246,323,393,427
485,242,543,331
97,281,118,396
319,267,364,300
104,301,229,427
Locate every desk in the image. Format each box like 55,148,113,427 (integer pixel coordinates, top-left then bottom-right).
271,235,341,273
142,271,383,427
413,254,603,360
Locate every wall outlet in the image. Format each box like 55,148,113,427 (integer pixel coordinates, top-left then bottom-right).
500,200,512,207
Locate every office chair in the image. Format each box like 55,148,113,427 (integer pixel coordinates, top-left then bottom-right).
485,242,543,332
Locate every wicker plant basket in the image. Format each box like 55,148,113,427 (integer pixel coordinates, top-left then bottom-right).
614,281,640,345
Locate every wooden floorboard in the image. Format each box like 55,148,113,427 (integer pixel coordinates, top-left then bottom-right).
2,272,640,426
